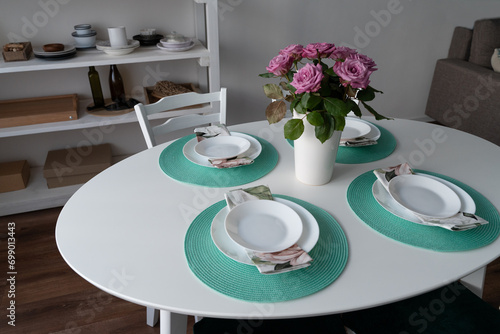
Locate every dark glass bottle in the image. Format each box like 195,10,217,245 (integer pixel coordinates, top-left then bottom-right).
88,66,105,108
108,64,126,103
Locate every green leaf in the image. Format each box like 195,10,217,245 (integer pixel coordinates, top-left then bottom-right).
293,99,306,113
324,97,350,117
284,118,304,140
307,111,324,126
324,67,338,77
301,93,322,110
265,100,287,124
361,101,392,120
314,114,334,143
263,84,284,100
332,114,346,131
356,87,376,101
259,73,275,78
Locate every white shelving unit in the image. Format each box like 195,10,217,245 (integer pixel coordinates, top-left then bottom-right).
0,0,220,216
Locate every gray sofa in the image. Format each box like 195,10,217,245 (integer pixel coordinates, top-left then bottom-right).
425,18,500,146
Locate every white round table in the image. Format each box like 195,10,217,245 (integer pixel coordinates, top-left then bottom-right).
56,118,500,334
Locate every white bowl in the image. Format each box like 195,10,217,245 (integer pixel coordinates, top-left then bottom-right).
73,34,96,48
74,24,92,35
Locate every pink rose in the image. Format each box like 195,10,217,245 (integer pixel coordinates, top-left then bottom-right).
266,53,294,76
329,46,358,61
290,63,324,94
302,43,336,59
280,44,303,61
334,57,376,89
351,53,377,72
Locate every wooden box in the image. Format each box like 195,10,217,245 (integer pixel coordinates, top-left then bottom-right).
2,42,33,62
45,173,99,189
43,143,112,180
144,83,203,108
0,94,78,128
0,160,30,193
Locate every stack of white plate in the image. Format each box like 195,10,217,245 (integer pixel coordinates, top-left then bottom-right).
157,37,194,52
33,45,77,60
95,40,140,56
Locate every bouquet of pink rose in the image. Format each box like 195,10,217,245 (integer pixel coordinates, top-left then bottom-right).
260,43,388,143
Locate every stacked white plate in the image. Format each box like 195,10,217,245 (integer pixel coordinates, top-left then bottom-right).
157,37,195,52
96,39,140,56
372,173,476,225
211,198,320,265
33,45,77,60
183,132,262,168
342,117,381,141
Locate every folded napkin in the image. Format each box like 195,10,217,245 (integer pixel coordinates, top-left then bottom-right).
194,124,253,168
225,185,313,274
340,136,377,147
373,163,488,231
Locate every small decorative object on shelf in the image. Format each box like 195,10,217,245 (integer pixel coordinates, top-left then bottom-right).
87,66,105,110
2,42,33,62
260,43,390,185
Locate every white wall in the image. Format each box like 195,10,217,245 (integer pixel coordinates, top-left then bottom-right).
1,0,500,165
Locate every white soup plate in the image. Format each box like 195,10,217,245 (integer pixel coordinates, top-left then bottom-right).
194,136,251,160
224,200,303,253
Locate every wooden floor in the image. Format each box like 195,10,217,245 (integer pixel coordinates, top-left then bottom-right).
1,207,500,334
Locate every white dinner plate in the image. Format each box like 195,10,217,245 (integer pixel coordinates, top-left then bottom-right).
344,117,381,141
387,174,462,219
211,198,320,265
194,136,251,159
373,174,476,225
342,117,372,139
224,200,303,253
33,45,76,56
183,132,262,168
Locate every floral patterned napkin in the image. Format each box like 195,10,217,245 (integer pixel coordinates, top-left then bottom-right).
373,163,488,231
224,185,313,274
194,124,253,168
340,136,377,147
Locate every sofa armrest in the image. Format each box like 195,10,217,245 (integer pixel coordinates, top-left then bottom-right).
447,27,473,60
425,58,500,146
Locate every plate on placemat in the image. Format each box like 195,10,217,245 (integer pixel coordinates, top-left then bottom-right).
211,198,320,265
342,118,372,139
225,200,303,253
194,136,251,159
183,132,262,167
388,174,461,218
373,173,476,225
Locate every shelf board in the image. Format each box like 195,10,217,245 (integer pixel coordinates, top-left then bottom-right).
0,40,209,74
0,99,213,138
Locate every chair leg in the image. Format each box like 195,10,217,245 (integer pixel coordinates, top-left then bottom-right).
147,307,160,327
460,266,487,298
194,315,203,323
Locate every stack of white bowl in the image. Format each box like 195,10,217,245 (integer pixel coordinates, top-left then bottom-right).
157,31,194,52
72,24,97,48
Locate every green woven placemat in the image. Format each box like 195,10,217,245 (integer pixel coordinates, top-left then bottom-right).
184,195,349,302
347,170,500,251
159,134,278,187
287,123,396,164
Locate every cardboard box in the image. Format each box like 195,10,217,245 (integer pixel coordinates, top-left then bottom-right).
0,160,30,193
0,94,78,128
45,172,98,189
2,42,33,62
43,144,112,181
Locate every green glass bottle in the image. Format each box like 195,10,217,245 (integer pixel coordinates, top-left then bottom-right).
87,66,105,108
108,64,126,103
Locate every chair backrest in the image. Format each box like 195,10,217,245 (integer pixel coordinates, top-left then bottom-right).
134,88,227,148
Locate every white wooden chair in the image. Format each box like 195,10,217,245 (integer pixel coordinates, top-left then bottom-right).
134,88,227,149
134,88,226,327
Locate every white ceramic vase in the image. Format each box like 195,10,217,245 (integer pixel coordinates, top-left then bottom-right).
293,111,342,185
491,48,500,72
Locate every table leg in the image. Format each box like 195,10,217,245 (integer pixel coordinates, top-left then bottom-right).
459,266,486,298
160,310,188,334
147,307,159,326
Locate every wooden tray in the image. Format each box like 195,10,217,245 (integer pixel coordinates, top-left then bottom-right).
144,83,203,109
0,94,78,128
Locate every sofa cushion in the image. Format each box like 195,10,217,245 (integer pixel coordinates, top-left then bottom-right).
448,27,473,60
469,18,500,68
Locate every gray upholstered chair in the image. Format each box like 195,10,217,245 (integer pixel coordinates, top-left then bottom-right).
425,18,500,146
